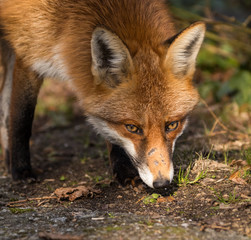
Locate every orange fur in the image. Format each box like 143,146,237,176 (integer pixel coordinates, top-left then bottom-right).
0,0,205,187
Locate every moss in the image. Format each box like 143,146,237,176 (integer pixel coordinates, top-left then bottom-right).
104,226,122,232
9,208,34,214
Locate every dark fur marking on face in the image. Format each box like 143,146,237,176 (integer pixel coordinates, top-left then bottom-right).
158,170,164,179
154,160,159,166
148,148,157,156
161,159,166,165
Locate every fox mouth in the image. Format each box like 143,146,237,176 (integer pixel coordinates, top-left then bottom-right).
137,165,154,188
110,144,156,188
110,144,174,189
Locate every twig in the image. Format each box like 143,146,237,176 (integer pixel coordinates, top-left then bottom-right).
207,131,227,137
37,200,50,207
170,6,251,35
214,12,238,24
177,131,227,143
205,31,251,54
200,224,230,231
243,15,251,27
210,224,230,230
136,196,146,204
7,196,57,207
200,98,249,138
209,119,219,135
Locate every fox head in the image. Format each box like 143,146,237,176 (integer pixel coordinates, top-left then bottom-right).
86,22,205,188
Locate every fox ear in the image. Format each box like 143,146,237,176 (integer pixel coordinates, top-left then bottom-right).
91,27,133,88
165,22,205,78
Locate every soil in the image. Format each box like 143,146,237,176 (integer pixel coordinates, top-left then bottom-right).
0,81,250,240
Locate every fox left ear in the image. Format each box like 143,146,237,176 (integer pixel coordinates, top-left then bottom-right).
91,27,133,88
165,22,206,78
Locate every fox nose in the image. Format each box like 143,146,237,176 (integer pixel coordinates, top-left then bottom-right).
153,179,170,188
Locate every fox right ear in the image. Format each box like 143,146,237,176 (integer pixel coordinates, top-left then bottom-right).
165,22,205,78
91,27,133,88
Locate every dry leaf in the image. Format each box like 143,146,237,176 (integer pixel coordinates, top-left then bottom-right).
156,196,175,203
230,159,248,167
191,159,229,175
54,186,100,201
229,170,247,185
167,196,175,202
156,197,167,203
241,194,251,200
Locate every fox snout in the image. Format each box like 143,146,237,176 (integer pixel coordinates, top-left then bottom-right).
138,147,174,189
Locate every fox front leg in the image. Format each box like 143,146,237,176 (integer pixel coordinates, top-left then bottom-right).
7,57,43,180
0,39,14,172
106,141,139,186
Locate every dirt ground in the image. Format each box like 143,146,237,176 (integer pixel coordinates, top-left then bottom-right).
0,81,250,240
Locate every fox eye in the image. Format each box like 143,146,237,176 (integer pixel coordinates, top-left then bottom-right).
165,121,179,132
125,124,142,134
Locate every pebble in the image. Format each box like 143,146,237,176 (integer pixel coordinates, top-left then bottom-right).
53,217,67,223
219,203,232,209
181,223,189,228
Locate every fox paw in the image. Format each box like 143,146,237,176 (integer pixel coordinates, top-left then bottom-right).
11,167,37,182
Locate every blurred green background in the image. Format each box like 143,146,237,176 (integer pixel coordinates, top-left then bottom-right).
169,0,251,107
167,0,251,137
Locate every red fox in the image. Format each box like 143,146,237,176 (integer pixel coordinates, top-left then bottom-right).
0,0,205,188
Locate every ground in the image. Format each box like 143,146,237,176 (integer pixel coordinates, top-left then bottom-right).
0,80,250,240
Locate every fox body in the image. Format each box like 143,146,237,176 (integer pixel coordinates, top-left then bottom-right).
0,0,205,188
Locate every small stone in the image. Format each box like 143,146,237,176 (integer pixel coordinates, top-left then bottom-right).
232,223,240,228
108,203,116,208
245,227,251,235
181,223,189,228
219,203,232,209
